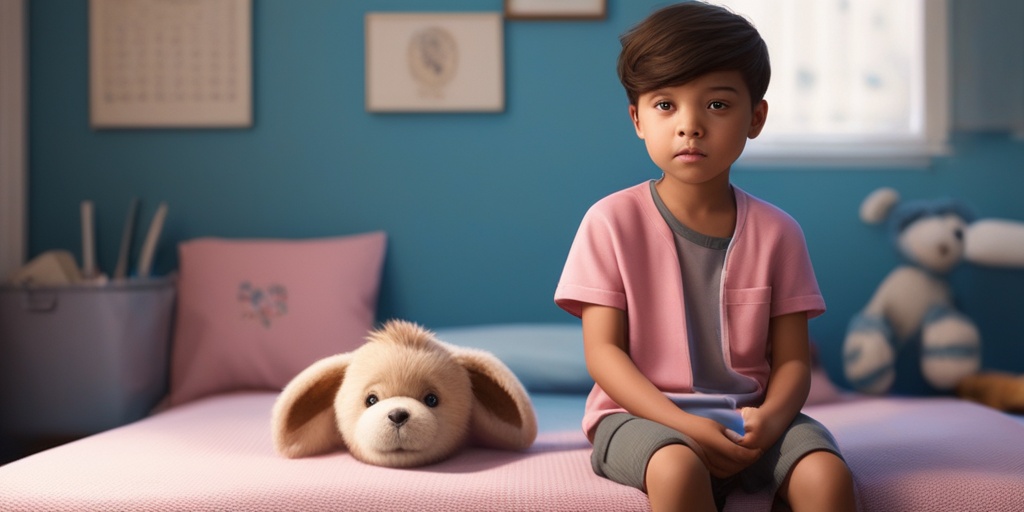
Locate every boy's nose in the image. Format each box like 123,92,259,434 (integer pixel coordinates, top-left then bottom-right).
676,115,704,138
677,126,703,138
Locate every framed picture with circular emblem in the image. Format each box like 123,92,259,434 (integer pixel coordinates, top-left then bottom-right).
365,13,504,113
504,0,606,20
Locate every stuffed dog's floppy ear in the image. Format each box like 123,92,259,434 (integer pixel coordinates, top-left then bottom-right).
271,353,352,458
452,346,537,450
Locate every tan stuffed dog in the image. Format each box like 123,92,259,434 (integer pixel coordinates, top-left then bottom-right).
271,319,537,467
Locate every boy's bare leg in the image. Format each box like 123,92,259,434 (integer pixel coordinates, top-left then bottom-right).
645,444,717,512
778,450,856,512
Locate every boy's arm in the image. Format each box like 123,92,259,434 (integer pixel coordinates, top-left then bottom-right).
737,311,812,450
582,304,762,477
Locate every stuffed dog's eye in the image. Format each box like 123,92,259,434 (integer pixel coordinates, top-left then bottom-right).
423,393,439,408
365,394,379,407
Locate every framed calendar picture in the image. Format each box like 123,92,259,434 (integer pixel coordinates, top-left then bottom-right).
365,13,504,113
89,0,252,128
505,0,606,20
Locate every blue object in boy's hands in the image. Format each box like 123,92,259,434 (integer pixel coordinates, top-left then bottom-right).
666,394,745,437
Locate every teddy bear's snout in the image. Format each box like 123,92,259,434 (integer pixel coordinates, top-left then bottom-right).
388,409,410,427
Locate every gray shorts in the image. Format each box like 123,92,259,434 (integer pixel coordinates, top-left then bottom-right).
591,412,843,508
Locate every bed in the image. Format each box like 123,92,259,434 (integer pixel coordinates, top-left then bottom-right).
2,235,1024,511
2,324,1024,512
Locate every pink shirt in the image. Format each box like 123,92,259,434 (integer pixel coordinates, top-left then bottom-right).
555,182,825,439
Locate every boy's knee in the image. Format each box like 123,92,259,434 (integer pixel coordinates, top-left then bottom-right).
812,451,852,481
645,443,708,490
786,451,855,499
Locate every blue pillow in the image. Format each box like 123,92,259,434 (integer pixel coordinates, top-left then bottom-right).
433,324,593,394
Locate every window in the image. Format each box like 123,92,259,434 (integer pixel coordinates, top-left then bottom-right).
716,0,949,167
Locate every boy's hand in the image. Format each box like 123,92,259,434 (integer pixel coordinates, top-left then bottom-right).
736,406,785,451
683,415,762,478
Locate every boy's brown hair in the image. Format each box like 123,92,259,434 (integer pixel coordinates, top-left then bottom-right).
617,2,770,107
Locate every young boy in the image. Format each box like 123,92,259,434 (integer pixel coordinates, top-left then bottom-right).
554,3,856,511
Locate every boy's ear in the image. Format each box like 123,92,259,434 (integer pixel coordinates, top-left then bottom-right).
748,99,769,139
629,105,644,139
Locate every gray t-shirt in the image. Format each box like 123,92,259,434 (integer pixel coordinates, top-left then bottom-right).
650,181,758,397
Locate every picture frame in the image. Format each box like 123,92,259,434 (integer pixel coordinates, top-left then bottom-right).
365,13,504,113
504,0,607,20
89,0,252,128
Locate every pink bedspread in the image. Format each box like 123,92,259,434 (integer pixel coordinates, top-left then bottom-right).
730,396,1024,511
0,393,648,512
1,393,1023,511
815,397,1024,512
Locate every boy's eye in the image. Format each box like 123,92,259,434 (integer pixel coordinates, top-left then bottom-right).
655,101,672,111
708,101,727,110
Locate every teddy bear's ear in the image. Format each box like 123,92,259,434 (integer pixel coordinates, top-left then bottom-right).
860,187,900,225
453,347,537,451
271,353,352,458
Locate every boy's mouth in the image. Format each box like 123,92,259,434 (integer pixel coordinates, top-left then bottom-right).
674,148,706,161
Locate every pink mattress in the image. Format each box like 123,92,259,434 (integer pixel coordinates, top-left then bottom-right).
1,393,1023,512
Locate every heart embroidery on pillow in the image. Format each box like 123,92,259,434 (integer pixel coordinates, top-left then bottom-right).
238,281,288,328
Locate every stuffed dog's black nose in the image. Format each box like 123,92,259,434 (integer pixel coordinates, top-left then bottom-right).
388,409,410,426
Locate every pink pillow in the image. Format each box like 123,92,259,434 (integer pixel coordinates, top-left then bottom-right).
163,232,387,408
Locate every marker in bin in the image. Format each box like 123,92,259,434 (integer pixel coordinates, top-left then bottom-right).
79,198,168,282
113,198,139,281
81,201,97,279
79,200,109,285
135,202,167,279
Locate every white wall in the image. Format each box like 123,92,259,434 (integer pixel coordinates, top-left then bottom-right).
0,0,27,279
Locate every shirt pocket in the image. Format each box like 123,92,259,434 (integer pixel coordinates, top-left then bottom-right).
723,286,772,367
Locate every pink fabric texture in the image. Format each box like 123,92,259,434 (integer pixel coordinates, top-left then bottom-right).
0,393,648,512
1,393,1023,511
822,397,1024,512
555,182,825,437
163,232,387,407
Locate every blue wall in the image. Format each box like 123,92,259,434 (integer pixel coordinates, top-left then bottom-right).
27,1,1024,390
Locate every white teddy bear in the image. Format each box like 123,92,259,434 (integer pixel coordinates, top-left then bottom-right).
843,187,1024,395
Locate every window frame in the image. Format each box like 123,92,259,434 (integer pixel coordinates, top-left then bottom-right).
730,0,950,169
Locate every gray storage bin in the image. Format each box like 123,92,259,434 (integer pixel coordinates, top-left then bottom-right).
0,277,175,438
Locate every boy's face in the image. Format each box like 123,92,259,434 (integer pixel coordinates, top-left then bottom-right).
629,71,767,188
